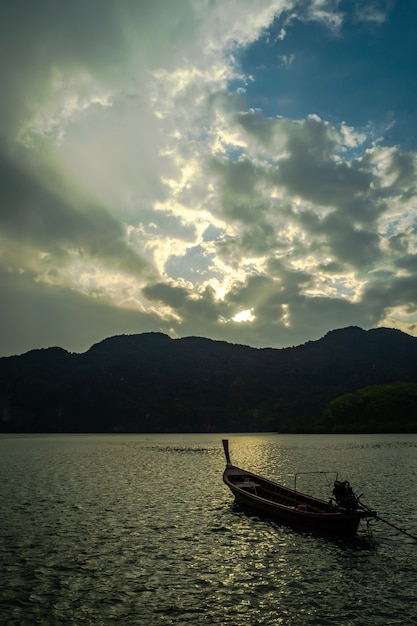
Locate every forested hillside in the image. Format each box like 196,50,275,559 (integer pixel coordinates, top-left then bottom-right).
1,326,416,433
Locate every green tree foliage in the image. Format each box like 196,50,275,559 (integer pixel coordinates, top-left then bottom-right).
313,383,417,433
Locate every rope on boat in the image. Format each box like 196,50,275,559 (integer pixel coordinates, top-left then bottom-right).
359,501,417,542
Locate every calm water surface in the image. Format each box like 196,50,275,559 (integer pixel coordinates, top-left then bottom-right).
1,433,416,625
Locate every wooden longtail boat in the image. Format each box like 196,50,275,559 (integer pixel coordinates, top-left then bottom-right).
222,439,375,536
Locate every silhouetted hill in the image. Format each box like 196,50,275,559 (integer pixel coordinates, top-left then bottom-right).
1,326,417,432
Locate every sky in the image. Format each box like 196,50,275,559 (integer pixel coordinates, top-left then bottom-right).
1,0,417,357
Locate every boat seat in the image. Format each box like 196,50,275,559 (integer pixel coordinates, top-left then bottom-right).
239,480,261,490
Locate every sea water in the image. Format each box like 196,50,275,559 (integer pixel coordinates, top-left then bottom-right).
1,433,416,625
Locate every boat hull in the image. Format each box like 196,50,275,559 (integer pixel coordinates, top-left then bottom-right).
223,465,373,537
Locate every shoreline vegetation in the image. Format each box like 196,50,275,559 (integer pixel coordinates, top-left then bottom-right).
310,382,417,433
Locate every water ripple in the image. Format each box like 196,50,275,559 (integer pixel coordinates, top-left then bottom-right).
1,433,416,625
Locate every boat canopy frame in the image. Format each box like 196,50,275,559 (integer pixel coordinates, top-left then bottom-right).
292,471,339,503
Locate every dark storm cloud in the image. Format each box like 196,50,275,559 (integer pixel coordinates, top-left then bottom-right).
271,117,374,209
234,110,277,148
142,282,221,322
362,273,417,320
292,208,383,269
235,112,379,218
0,266,162,357
208,157,268,223
239,222,282,255
142,283,190,309
395,253,417,274
384,150,417,195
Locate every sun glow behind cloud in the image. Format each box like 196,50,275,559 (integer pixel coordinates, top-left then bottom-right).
232,309,255,323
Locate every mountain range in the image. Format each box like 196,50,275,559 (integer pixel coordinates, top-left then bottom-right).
1,326,417,433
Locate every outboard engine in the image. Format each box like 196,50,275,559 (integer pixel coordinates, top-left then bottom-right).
333,480,359,510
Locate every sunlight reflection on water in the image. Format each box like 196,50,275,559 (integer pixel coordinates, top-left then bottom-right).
0,433,416,625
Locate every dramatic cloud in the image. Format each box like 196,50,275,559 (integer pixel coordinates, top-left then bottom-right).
0,0,416,356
